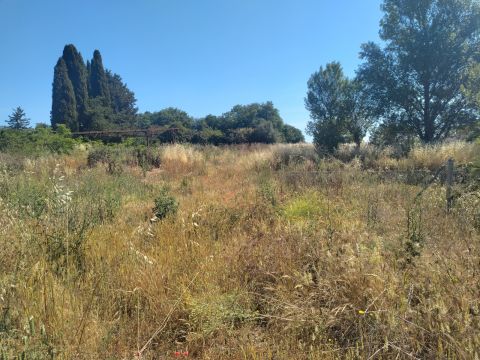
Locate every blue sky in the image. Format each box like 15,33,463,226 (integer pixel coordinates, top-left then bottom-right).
0,0,382,135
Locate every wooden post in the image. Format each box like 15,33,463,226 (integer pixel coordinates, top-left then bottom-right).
446,158,454,212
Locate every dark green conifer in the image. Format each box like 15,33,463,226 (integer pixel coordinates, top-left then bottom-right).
89,50,110,101
51,58,78,130
7,106,30,129
86,60,91,93
62,44,89,130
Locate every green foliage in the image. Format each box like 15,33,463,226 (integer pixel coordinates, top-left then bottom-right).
146,107,194,128
342,79,373,147
187,291,257,337
138,108,195,143
201,102,303,144
283,194,324,221
52,57,78,130
6,107,30,130
405,206,425,263
306,63,349,153
306,62,371,153
463,63,480,108
357,0,480,143
85,97,115,131
87,146,124,174
0,126,76,156
282,124,305,143
270,144,318,170
61,44,90,130
137,102,304,145
226,127,254,144
51,45,138,131
1,316,55,359
51,45,303,144
87,145,162,175
248,120,281,144
106,70,138,118
191,127,225,145
370,119,417,156
88,49,110,101
257,176,278,206
153,187,178,220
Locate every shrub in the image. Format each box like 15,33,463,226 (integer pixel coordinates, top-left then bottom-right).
87,146,110,167
153,187,178,220
270,144,318,170
87,146,124,174
0,126,76,156
135,146,161,170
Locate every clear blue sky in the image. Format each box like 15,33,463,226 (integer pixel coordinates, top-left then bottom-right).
0,0,382,135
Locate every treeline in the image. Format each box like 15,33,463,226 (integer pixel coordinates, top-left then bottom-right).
305,0,480,153
137,103,304,144
50,44,304,144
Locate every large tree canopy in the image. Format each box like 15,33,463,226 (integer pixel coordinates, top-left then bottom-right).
305,62,371,152
357,0,480,143
139,102,304,144
306,62,349,152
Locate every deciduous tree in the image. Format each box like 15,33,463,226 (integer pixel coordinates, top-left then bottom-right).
357,0,480,143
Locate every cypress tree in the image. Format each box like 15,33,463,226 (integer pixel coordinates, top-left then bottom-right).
51,58,78,130
89,50,110,101
62,44,89,130
86,60,91,93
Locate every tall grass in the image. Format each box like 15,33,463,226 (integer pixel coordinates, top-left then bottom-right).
0,142,479,359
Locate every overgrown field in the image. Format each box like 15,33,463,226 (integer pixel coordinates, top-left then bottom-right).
0,142,479,359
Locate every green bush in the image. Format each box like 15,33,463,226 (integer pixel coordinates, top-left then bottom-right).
153,187,178,220
0,125,76,156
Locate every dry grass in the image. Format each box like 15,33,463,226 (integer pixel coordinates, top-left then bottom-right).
0,142,479,359
336,140,479,171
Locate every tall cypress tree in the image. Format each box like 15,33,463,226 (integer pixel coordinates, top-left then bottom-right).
89,50,110,101
86,60,91,93
51,58,78,130
62,44,89,130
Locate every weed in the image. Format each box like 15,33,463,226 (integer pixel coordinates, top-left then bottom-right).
405,205,425,262
153,187,178,220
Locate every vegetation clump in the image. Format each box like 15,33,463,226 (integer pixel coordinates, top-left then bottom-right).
153,186,178,220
